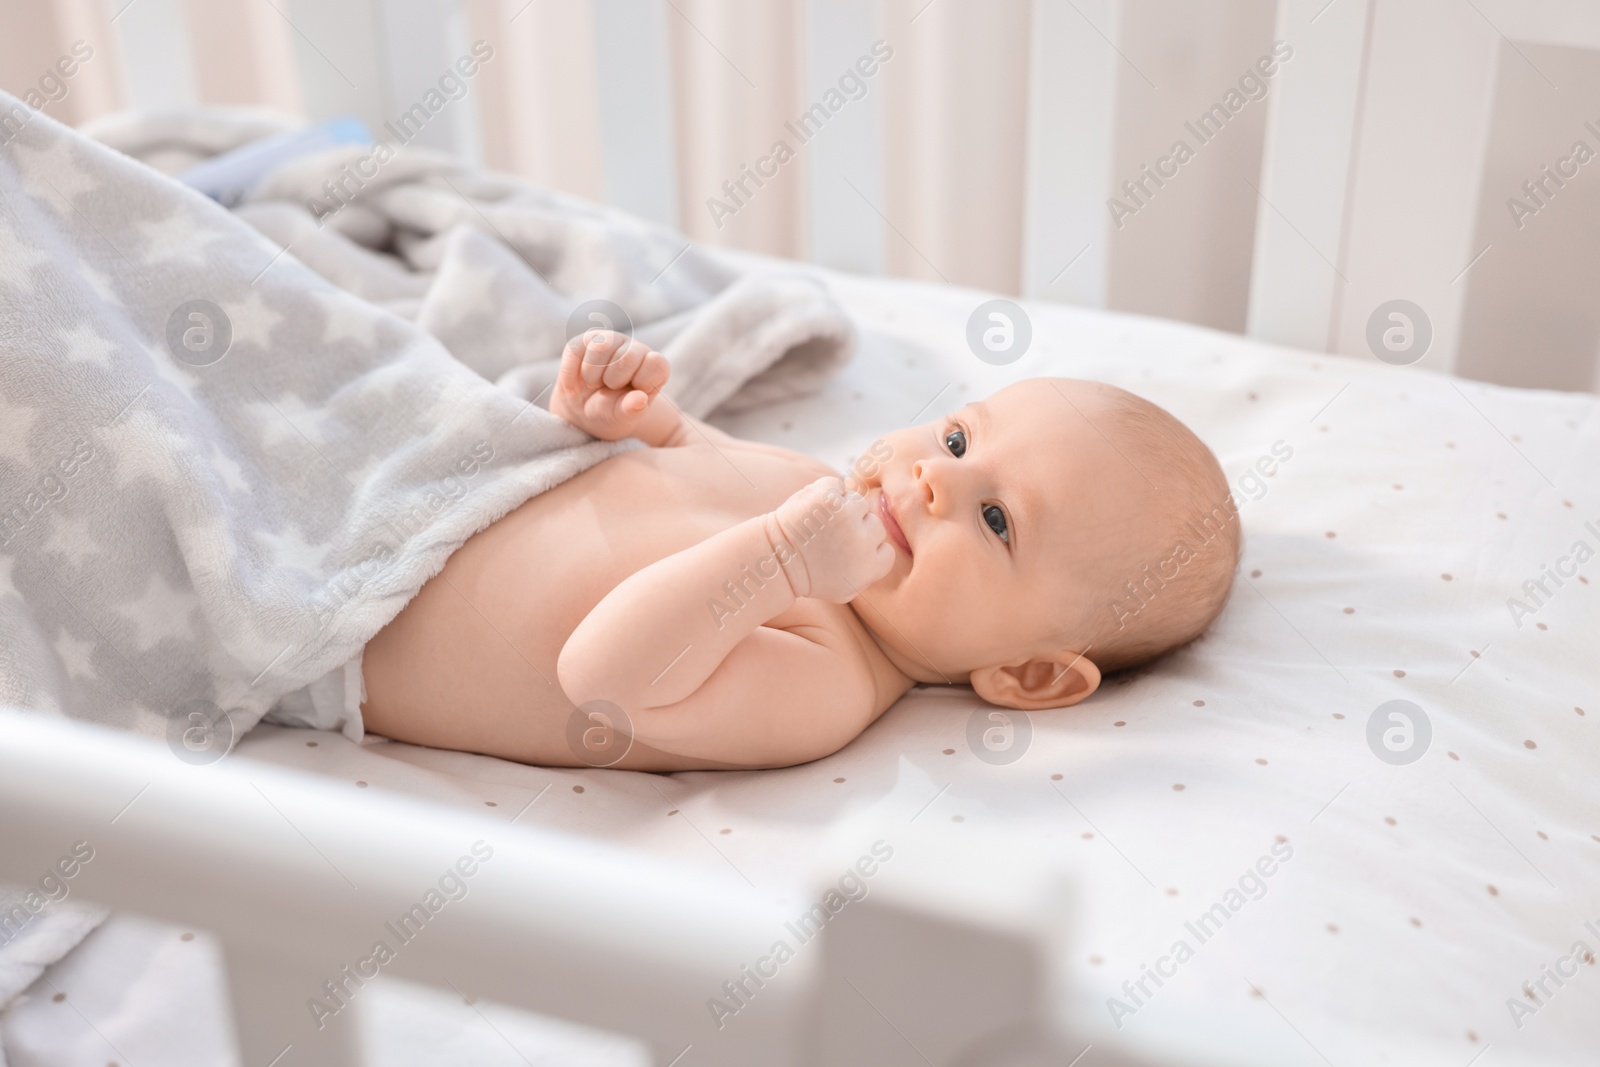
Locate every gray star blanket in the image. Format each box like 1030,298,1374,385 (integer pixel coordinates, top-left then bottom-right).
1,95,854,741
0,96,853,1009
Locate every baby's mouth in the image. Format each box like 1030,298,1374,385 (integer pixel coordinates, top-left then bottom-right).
878,488,912,558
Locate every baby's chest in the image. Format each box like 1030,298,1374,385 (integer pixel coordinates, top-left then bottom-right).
525,443,828,554
467,443,835,631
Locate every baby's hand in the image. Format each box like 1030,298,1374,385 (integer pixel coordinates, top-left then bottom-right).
550,329,670,441
765,477,895,603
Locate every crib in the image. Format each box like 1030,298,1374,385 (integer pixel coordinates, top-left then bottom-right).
3,2,1599,1065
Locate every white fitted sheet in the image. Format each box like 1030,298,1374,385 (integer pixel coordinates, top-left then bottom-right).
7,267,1599,1067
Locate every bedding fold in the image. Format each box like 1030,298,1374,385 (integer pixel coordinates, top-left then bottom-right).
0,97,855,1012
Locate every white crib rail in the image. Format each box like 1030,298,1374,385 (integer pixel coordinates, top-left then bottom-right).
0,709,1114,1067
0,710,787,1064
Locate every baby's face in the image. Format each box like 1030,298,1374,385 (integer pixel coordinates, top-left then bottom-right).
849,378,1163,697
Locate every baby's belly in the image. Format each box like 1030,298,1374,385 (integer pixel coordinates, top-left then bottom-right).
360,442,831,768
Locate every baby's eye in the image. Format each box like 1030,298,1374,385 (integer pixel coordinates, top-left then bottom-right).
983,504,1008,542
944,428,967,457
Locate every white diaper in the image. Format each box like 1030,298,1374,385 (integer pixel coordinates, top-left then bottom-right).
261,652,367,744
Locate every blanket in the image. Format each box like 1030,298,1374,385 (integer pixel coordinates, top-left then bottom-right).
0,97,853,1016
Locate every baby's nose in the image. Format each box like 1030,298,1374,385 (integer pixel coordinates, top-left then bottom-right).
911,459,941,513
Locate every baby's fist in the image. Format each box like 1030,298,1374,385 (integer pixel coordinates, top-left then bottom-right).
765,477,895,603
550,329,669,441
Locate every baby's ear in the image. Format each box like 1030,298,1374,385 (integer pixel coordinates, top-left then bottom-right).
970,652,1101,710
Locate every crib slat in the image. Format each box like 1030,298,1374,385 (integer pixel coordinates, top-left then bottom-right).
463,0,606,198
591,0,679,227
0,0,128,126
223,947,366,1066
1101,0,1278,334
1453,34,1600,390
275,0,389,129
804,0,889,275
1329,0,1499,371
372,0,479,158
60,0,132,122
1022,0,1119,306
664,0,809,257
1470,0,1600,50
879,0,1032,294
1245,0,1372,353
808,824,1092,1067
108,0,200,110
181,0,304,113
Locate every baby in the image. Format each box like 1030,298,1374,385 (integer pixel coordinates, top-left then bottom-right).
360,331,1241,770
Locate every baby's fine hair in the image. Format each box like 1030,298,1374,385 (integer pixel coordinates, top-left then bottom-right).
1083,386,1241,672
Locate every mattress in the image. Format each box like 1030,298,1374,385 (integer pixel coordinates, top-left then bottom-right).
6,265,1598,1067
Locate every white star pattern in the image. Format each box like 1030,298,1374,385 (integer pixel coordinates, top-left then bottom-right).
0,391,40,464
43,513,102,567
0,216,49,292
77,263,122,306
426,255,503,328
228,289,284,350
213,626,299,688
13,136,101,207
115,572,199,651
135,211,226,269
99,409,185,489
247,391,332,452
355,357,423,411
343,453,386,489
57,323,119,368
210,443,251,494
146,339,202,395
310,288,380,348
53,628,97,683
254,524,332,574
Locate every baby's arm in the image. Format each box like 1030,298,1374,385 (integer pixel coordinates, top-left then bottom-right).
557,478,895,763
627,385,736,450
560,513,794,711
548,330,744,451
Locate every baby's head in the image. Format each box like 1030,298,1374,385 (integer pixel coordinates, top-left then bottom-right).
850,377,1239,708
